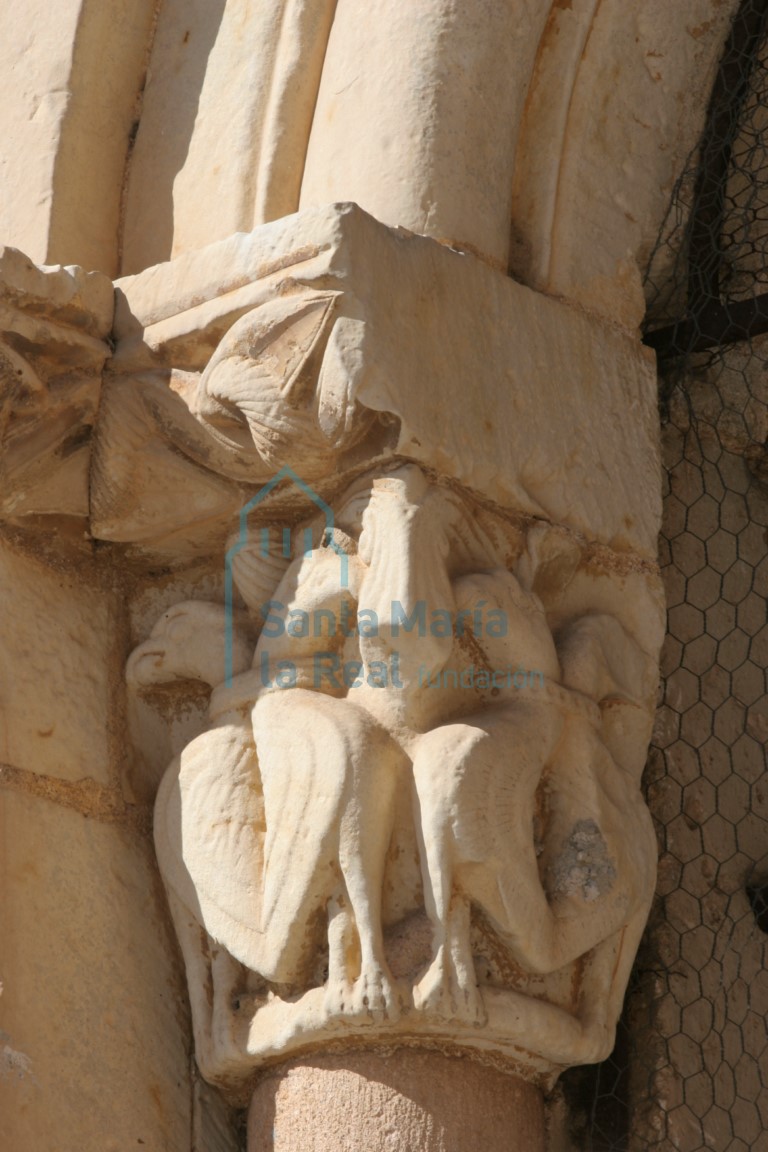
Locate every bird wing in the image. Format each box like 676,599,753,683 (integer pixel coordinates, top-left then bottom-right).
154,718,267,973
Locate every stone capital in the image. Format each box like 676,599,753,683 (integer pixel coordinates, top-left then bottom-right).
86,204,666,1098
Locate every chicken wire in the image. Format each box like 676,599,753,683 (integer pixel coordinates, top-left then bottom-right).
564,2,768,1148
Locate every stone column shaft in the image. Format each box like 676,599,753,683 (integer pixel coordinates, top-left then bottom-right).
248,1051,545,1152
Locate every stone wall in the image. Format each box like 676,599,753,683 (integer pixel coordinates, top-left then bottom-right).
0,532,201,1150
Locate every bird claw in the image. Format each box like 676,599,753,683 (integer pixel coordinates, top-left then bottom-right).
414,953,486,1027
324,964,404,1024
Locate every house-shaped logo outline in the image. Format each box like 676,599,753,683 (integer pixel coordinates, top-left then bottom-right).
224,465,349,685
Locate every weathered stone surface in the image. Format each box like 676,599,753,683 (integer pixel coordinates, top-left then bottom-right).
126,567,228,805
122,0,337,275
3,4,727,1149
511,0,741,327
0,247,112,521
0,536,113,784
300,0,551,269
120,0,558,274
0,1,155,275
248,1051,545,1152
105,173,665,1095
0,2,84,263
94,204,661,558
115,0,739,325
193,1079,241,1152
0,247,112,326
0,788,192,1152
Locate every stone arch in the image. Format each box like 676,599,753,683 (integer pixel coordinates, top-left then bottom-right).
510,0,742,327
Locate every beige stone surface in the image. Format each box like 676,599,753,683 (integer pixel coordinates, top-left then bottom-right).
112,0,738,322
0,787,192,1152
511,0,741,327
300,0,550,269
94,176,666,1092
0,246,113,328
0,537,114,784
0,247,113,521
248,1051,545,1152
0,0,738,315
122,0,337,275
4,3,757,1150
0,1,155,275
96,205,661,557
126,568,230,806
0,1,84,263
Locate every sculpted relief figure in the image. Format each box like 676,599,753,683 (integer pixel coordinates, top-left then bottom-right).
126,300,660,1084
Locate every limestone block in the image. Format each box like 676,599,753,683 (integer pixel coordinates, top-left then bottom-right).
0,247,113,521
96,207,661,1106
0,788,192,1152
44,0,156,274
123,0,550,274
0,537,112,784
93,204,661,558
0,1,155,275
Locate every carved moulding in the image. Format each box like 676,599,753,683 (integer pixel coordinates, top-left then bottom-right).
96,204,665,1099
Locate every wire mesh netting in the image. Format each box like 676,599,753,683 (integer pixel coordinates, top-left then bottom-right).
564,2,768,1148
